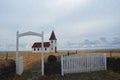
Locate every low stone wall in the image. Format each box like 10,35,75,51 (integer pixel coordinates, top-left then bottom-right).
0,59,16,80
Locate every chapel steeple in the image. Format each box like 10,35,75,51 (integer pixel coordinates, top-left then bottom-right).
49,30,57,52
49,30,57,40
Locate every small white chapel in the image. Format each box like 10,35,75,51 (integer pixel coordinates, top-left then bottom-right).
32,30,57,53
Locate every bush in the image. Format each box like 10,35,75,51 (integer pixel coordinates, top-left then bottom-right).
0,59,16,80
44,61,61,75
44,55,61,75
107,58,120,73
48,55,57,62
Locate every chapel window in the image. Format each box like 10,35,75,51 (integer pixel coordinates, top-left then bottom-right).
34,48,36,51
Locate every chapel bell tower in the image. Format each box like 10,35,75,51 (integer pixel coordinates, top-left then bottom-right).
49,30,57,52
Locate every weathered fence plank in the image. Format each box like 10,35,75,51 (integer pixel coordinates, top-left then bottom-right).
61,54,107,75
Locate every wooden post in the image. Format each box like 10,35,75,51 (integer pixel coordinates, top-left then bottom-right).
76,50,77,54
5,52,8,60
16,31,19,74
41,31,44,76
104,54,107,70
61,56,64,76
110,51,112,58
68,51,69,56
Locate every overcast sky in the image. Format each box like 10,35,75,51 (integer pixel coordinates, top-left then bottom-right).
0,0,120,51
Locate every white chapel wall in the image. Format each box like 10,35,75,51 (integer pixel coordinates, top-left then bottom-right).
32,47,50,53
49,40,57,52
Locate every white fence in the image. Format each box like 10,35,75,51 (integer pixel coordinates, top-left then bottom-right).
61,54,106,75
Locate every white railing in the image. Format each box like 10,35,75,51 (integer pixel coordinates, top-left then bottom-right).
61,54,106,75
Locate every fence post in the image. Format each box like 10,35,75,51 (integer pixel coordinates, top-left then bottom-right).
61,56,64,76
17,56,23,75
104,53,107,70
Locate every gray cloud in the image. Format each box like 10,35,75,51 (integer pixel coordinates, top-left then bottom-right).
111,37,120,45
0,0,120,50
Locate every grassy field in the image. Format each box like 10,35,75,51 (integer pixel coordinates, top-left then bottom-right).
0,51,120,80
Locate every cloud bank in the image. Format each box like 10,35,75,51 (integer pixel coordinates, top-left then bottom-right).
0,0,120,51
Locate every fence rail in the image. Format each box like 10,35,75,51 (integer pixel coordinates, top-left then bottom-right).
61,54,106,75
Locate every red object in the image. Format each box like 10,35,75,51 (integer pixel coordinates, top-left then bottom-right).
49,30,57,40
32,42,50,48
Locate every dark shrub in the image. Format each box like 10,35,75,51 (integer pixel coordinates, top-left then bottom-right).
107,58,120,73
48,55,57,62
44,61,61,75
0,59,16,80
